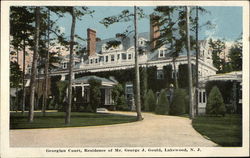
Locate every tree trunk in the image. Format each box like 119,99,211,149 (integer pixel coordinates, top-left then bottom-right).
65,7,76,125
22,41,26,114
173,58,178,89
42,8,50,116
29,7,40,122
15,47,19,112
195,6,199,116
185,6,194,119
134,6,143,121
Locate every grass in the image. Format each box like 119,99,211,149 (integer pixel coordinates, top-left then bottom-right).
10,112,137,129
192,114,242,147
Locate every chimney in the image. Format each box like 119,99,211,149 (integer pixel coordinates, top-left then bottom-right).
150,14,160,50
87,28,96,56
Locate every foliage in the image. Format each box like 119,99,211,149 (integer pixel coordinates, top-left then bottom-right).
100,8,145,28
10,61,22,88
111,84,123,105
228,37,242,71
117,95,128,110
178,64,196,88
10,6,34,50
56,81,68,110
208,38,226,73
89,78,101,112
105,40,122,50
170,88,187,115
144,89,156,112
205,80,233,104
206,86,226,116
152,6,211,84
192,114,242,146
155,89,169,115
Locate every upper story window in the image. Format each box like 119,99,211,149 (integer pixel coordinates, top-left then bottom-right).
122,53,127,60
159,50,165,58
111,55,115,62
138,38,147,47
128,54,132,60
90,59,93,64
95,58,98,63
62,62,67,69
105,56,109,62
117,54,120,60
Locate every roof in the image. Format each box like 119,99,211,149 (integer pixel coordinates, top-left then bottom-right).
96,32,149,54
200,71,242,83
72,75,118,86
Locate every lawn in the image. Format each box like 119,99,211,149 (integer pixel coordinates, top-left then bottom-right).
10,112,137,129
192,114,242,147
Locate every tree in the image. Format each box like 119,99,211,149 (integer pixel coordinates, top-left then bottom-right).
170,89,187,115
208,38,226,73
10,61,22,110
152,6,211,89
206,86,226,116
111,84,123,109
186,6,194,119
89,78,101,112
51,7,94,124
29,7,40,122
144,89,156,112
229,36,242,71
100,6,145,121
155,89,169,115
10,6,34,114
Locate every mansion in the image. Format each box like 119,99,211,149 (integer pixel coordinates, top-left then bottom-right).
11,16,226,114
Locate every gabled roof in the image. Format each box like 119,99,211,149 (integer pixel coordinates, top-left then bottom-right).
72,75,118,86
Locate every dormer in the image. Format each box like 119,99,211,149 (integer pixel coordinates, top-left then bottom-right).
158,48,167,58
102,43,123,52
138,38,147,47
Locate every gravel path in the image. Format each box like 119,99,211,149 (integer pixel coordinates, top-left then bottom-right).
10,112,218,147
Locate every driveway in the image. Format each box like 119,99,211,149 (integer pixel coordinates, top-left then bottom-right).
10,112,217,147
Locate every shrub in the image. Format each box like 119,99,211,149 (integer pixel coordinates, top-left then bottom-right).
111,84,124,110
144,89,156,112
56,81,68,111
117,95,129,110
155,89,169,115
170,88,187,115
206,86,226,116
89,78,101,113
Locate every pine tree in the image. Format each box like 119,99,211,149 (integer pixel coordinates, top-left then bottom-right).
29,7,40,122
206,86,226,116
100,7,145,121
144,89,156,112
155,89,169,115
228,36,242,71
208,38,226,73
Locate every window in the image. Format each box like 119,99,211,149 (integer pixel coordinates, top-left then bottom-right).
122,53,127,60
199,91,202,103
95,58,98,63
117,54,120,60
159,50,164,58
111,55,115,61
203,92,206,103
157,70,164,80
90,59,93,64
62,62,67,69
105,56,109,62
128,54,132,60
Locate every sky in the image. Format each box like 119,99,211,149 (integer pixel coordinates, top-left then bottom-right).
54,6,242,44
